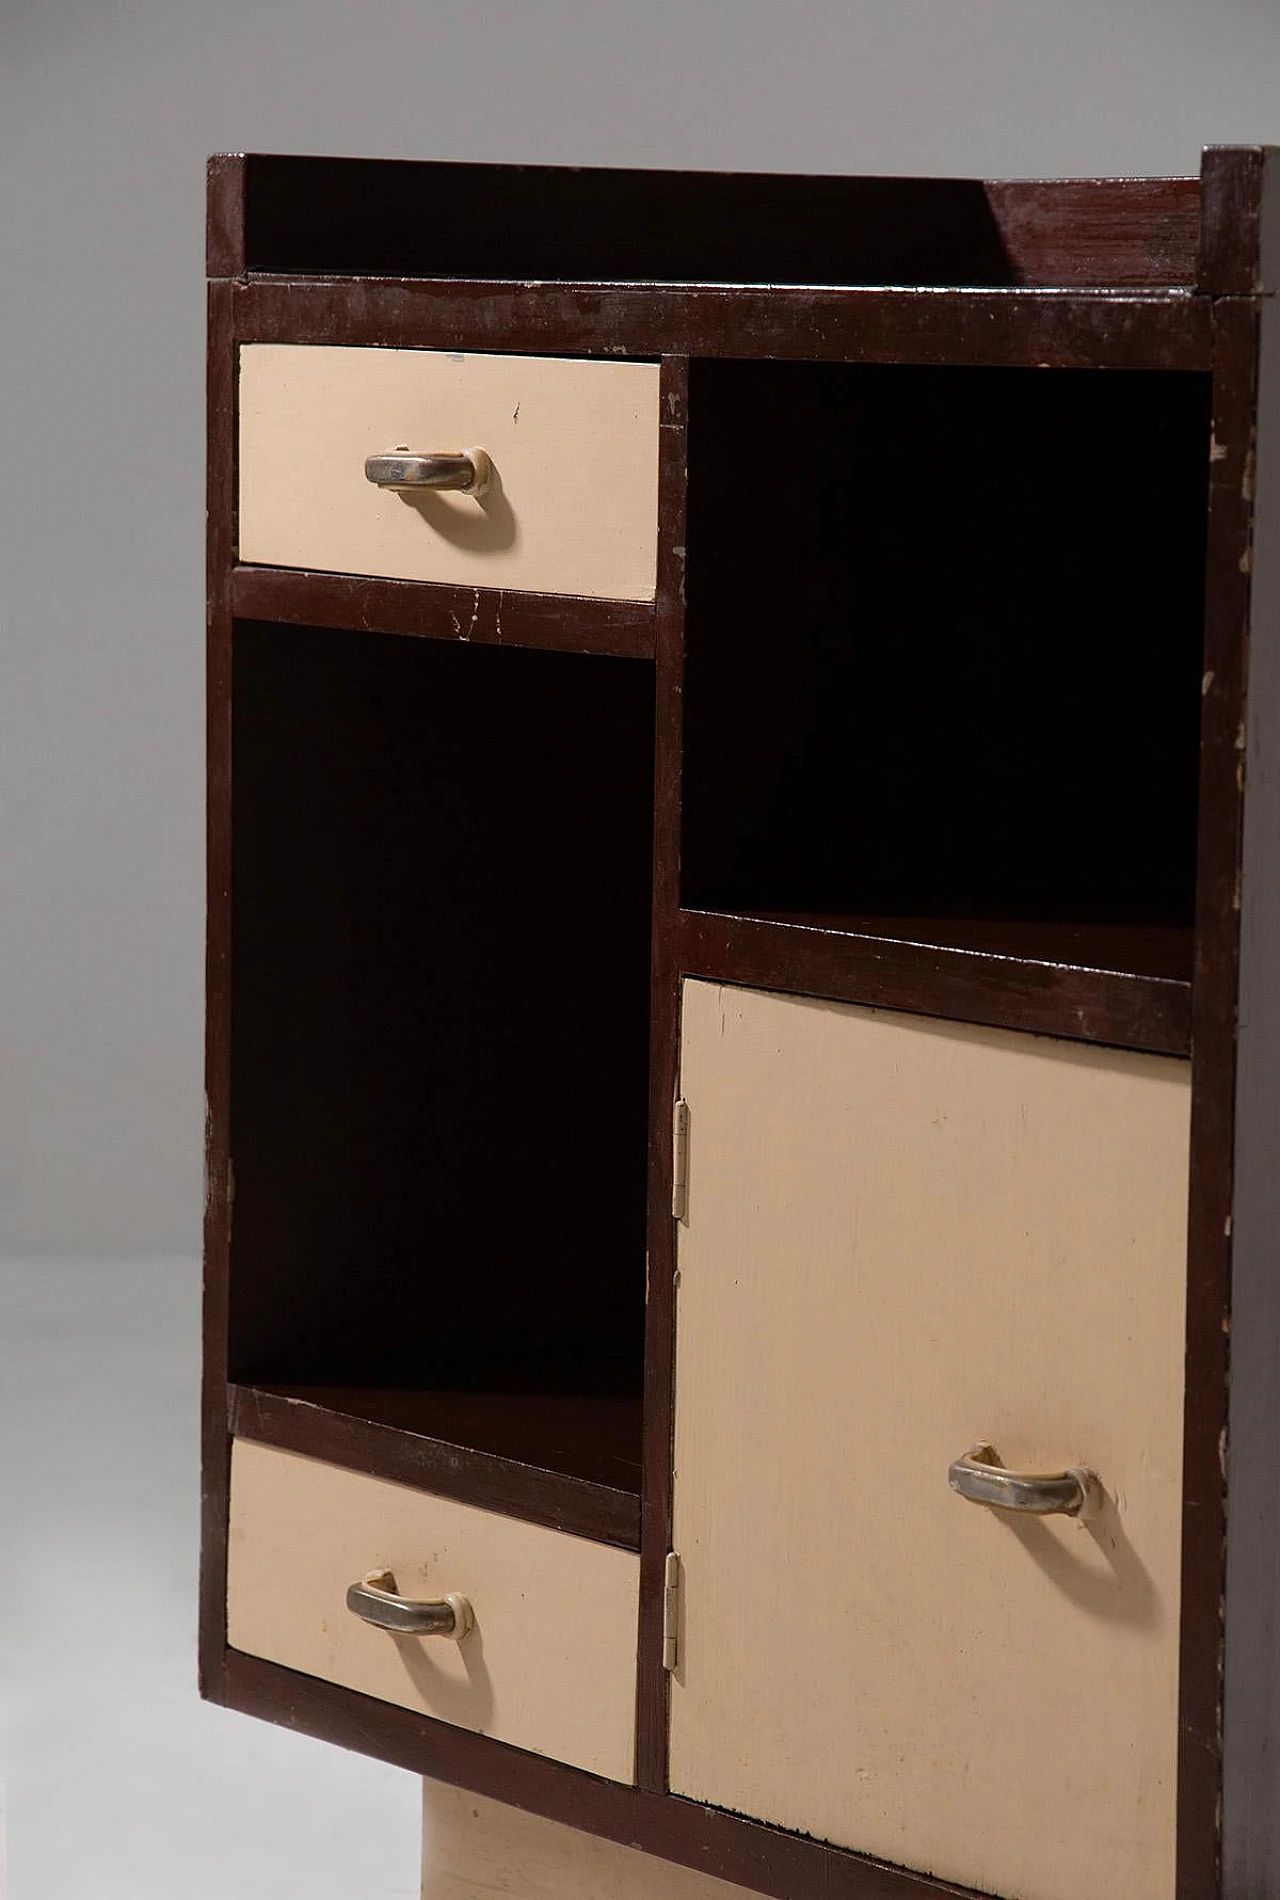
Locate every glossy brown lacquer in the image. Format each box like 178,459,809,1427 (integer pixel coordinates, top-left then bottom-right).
1195,147,1280,1900
204,147,1280,1900
679,910,1191,1057
634,356,689,1792
984,176,1200,287
231,275,1211,374
206,153,246,278
1197,145,1271,294
230,565,656,659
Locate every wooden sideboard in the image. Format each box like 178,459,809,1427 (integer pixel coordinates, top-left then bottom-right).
203,147,1280,1900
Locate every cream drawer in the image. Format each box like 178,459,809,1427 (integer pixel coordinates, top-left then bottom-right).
227,1442,640,1782
670,982,1191,1900
238,344,661,601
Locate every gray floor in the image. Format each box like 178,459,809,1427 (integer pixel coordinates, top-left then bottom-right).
0,1258,420,1899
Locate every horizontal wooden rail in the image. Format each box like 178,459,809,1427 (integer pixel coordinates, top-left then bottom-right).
678,909,1193,1057
230,1384,642,1551
231,277,1213,374
230,566,657,659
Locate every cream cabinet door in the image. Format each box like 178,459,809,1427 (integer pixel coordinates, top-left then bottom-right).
669,981,1191,1900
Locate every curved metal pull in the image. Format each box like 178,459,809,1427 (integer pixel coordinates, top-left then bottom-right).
948,1443,1101,1520
346,1569,473,1639
364,449,491,496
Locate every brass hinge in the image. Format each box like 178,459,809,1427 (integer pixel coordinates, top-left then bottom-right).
663,1551,681,1671
671,1098,690,1221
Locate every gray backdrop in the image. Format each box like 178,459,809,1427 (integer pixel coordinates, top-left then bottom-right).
7,0,1280,1257
6,7,1280,1897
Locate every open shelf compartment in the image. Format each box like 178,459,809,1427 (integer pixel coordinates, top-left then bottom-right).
680,356,1210,1048
227,619,655,1542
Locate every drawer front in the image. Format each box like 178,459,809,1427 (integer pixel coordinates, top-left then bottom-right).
227,1442,640,1782
669,981,1191,1900
238,345,661,601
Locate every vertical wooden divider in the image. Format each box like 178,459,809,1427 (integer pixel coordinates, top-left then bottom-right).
200,266,238,1704
1179,144,1269,1900
636,356,690,1792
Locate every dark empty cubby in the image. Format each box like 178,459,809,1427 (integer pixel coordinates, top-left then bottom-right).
227,621,654,1505
241,155,1030,285
681,359,1212,981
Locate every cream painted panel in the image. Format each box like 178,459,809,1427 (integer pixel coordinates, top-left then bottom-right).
421,1780,760,1900
670,981,1191,1900
228,1443,638,1782
238,344,660,601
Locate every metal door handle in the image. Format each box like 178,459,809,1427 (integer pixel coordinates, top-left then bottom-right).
345,1568,473,1638
948,1443,1101,1519
364,449,491,495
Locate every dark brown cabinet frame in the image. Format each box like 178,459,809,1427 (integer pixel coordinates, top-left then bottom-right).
203,146,1280,1900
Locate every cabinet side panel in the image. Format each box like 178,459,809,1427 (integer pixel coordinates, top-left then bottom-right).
1223,285,1280,1893
1180,291,1261,1900
670,982,1189,1900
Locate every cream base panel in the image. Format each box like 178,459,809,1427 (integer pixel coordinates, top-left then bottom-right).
669,981,1192,1900
239,344,661,601
227,1442,640,1783
421,1781,759,1900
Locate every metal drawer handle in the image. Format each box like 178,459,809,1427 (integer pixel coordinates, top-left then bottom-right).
948,1443,1101,1520
345,1568,473,1639
364,449,491,496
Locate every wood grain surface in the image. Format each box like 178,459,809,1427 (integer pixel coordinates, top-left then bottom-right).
229,563,656,658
